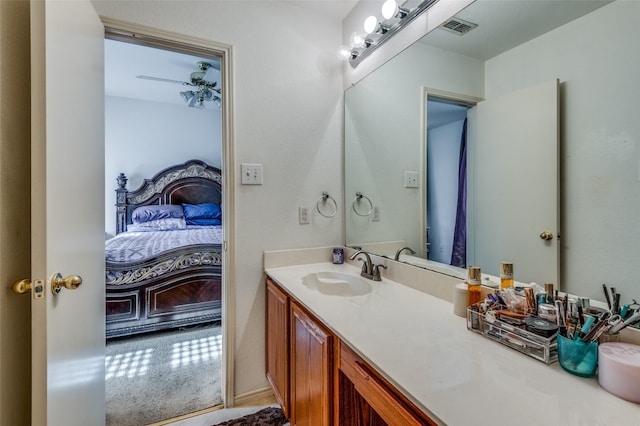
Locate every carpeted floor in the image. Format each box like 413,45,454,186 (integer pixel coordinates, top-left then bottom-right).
106,324,222,426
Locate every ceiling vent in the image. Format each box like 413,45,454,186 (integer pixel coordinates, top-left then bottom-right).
439,17,478,35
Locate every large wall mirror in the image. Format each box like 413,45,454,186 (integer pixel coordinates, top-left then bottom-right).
345,0,640,303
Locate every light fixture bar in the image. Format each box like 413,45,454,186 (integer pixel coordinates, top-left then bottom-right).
349,0,440,68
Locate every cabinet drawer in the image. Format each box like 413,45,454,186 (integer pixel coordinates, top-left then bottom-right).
340,343,436,426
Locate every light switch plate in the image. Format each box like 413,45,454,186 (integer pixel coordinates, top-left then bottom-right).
299,206,310,224
404,171,418,188
241,163,263,185
372,206,380,222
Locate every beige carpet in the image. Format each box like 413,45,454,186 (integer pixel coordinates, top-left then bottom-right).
106,324,222,426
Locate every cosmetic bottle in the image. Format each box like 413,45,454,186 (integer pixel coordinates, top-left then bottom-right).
544,283,554,303
500,262,514,289
467,266,482,306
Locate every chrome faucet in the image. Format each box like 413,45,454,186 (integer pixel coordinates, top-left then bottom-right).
350,250,373,279
394,246,416,261
349,250,386,281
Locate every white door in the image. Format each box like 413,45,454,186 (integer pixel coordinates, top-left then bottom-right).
30,0,105,424
467,79,559,286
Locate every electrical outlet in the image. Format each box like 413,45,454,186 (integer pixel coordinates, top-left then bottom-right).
372,206,380,222
404,171,418,188
299,206,310,224
241,163,263,185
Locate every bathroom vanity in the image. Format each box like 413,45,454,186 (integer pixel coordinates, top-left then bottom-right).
264,250,640,425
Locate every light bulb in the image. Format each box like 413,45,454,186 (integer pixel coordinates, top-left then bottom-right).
364,15,379,34
349,32,365,48
339,45,352,60
381,0,398,20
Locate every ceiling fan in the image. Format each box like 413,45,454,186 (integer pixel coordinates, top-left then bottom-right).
137,61,221,109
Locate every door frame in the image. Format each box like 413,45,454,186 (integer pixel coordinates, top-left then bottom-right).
102,17,236,407
420,87,482,261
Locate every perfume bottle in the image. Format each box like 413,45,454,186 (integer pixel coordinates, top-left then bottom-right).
500,262,514,289
467,266,482,306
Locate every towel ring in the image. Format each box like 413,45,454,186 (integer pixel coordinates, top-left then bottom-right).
316,192,337,218
352,192,373,217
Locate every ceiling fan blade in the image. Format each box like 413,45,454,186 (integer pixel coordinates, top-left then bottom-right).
136,75,188,85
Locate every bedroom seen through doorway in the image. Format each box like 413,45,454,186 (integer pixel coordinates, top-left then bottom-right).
103,33,225,425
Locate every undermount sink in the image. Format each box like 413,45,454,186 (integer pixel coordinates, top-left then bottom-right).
302,271,372,296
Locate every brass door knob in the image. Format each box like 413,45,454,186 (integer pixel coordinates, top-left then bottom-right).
540,231,554,241
12,279,32,295
51,273,82,294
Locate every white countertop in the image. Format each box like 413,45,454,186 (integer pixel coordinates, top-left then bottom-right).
265,262,640,426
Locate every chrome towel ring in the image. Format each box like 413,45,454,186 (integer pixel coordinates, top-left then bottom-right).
352,192,373,217
317,192,338,218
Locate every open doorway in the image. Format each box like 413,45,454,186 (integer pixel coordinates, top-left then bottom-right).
103,34,225,425
425,96,473,267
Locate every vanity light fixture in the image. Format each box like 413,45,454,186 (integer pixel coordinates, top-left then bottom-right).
345,0,440,67
381,0,408,20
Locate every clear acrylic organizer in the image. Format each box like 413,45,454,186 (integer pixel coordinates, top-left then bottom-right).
467,306,558,364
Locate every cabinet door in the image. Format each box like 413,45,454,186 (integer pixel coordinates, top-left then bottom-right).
266,278,290,417
339,343,437,426
290,301,333,426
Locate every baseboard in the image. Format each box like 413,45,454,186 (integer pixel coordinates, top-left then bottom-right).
233,386,276,407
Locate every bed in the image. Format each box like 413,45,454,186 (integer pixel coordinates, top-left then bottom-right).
105,159,223,338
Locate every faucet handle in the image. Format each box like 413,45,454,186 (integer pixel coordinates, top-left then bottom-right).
372,263,387,281
355,257,368,274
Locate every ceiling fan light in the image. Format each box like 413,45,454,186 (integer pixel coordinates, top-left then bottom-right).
213,96,222,108
180,90,194,103
202,88,214,101
195,97,205,109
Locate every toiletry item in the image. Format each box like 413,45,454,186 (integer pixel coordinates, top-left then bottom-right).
332,247,344,264
555,299,567,337
525,316,558,338
537,303,557,322
575,315,595,341
603,283,612,310
598,332,620,344
544,283,554,303
524,287,535,315
500,262,514,289
453,283,469,317
466,266,482,306
598,342,640,403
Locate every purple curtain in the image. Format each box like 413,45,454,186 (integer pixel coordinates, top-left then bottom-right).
450,119,467,267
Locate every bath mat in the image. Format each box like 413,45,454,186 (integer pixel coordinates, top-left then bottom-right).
213,406,287,426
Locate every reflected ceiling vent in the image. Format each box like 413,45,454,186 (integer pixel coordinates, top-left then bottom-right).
439,17,478,35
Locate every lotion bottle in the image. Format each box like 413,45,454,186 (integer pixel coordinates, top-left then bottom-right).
500,262,514,289
467,266,482,306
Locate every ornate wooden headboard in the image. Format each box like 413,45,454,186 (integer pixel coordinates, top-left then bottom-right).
115,159,222,234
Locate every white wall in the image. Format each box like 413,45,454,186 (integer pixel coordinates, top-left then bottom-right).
93,0,344,396
104,95,221,236
484,1,640,302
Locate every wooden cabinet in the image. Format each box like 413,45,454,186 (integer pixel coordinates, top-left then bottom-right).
265,276,435,426
338,342,437,426
290,301,333,426
265,278,290,417
266,277,332,425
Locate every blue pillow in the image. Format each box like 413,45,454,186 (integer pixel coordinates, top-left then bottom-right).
186,218,222,226
183,203,221,220
132,205,184,224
